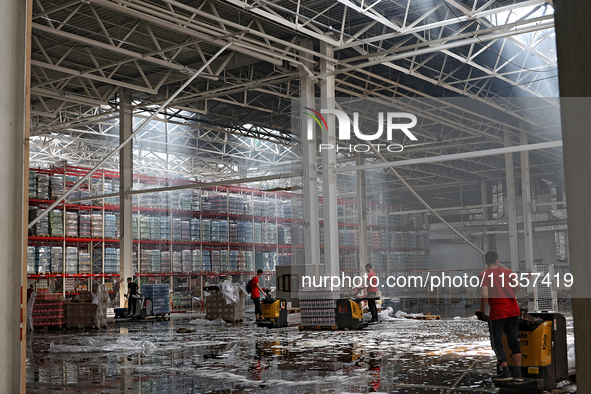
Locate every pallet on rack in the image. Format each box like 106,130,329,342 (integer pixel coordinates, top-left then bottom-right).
298,325,339,331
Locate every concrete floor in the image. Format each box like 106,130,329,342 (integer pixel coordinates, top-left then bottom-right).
26,313,576,393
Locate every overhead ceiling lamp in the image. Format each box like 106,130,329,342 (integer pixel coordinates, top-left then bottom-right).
324,26,335,36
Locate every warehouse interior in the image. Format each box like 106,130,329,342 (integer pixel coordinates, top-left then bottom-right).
1,0,590,392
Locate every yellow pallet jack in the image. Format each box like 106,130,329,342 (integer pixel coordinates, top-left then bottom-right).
478,311,569,390
257,298,288,328
336,299,368,330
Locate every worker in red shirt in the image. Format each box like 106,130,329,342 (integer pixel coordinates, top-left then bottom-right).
365,263,379,322
251,269,267,322
476,251,524,382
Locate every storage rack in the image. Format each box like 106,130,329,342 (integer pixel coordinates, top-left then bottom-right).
27,165,430,309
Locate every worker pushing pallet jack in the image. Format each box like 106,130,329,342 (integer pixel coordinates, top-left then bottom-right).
475,251,569,390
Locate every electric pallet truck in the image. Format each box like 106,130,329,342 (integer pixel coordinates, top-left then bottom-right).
257,297,289,328
477,310,569,390
335,298,367,330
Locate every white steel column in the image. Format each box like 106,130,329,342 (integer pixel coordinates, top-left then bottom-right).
520,129,534,274
119,89,134,307
504,131,520,271
299,41,320,265
554,0,591,389
320,41,339,276
481,182,490,252
356,155,368,273
0,0,30,392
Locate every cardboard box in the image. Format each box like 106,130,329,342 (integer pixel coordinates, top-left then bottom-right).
66,303,97,329
205,292,244,322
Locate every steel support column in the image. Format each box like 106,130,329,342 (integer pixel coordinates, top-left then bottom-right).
481,181,490,252
299,41,320,266
504,130,520,271
356,155,368,274
0,0,30,392
320,41,339,276
520,129,534,274
554,1,591,390
119,89,134,308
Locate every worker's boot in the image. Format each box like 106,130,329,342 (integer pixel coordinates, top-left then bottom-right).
492,366,513,381
513,368,524,382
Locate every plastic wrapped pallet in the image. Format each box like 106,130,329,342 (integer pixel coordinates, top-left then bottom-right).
220,249,229,272
49,210,63,237
104,214,117,239
92,283,109,329
78,252,91,273
65,212,78,237
141,283,170,315
201,219,211,242
181,220,190,241
151,250,161,273
191,249,202,272
149,217,160,240
229,250,238,272
237,251,246,272
160,251,171,273
159,216,170,240
205,280,245,322
27,246,36,274
92,249,103,274
139,216,151,240
218,220,228,243
191,190,200,211
36,174,50,200
181,250,192,272
190,219,200,241
50,247,63,273
140,250,152,274
90,214,103,238
104,247,118,273
65,246,78,274
172,251,182,273
202,250,211,272
79,214,91,238
49,175,64,200
172,218,182,241
253,222,262,244
180,191,192,211
245,251,254,272
29,171,37,199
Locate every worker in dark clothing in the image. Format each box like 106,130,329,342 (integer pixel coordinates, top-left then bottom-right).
251,269,267,322
476,251,524,382
126,277,139,317
365,264,379,322
27,284,35,303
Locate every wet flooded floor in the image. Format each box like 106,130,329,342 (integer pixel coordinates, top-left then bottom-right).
26,316,576,393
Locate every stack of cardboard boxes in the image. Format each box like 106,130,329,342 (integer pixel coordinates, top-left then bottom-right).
66,291,96,329
205,289,245,322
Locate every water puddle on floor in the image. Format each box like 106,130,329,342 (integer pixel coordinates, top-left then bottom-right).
26,317,575,393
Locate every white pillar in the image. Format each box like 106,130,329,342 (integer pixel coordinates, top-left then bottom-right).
554,1,591,390
119,89,134,307
356,156,368,274
0,0,30,392
520,129,534,274
320,41,339,276
481,182,490,252
299,41,320,266
504,130,520,271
